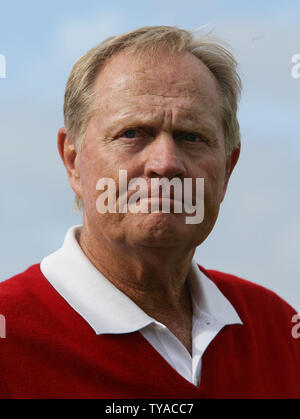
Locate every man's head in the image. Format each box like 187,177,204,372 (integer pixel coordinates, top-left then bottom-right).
58,25,241,251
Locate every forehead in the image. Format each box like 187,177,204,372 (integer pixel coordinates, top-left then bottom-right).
92,50,223,124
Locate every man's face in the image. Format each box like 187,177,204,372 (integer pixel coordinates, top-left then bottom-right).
73,51,236,250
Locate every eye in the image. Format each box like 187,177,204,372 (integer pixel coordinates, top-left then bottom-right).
122,129,138,139
174,131,200,143
183,132,198,142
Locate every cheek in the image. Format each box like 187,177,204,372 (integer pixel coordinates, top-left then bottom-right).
198,159,227,209
194,154,226,188
77,147,138,218
79,144,113,191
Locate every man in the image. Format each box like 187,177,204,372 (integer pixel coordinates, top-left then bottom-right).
0,26,299,399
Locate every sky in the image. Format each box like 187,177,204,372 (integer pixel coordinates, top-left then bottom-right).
1,1,300,312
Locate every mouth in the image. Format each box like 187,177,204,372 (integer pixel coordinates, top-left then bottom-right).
116,177,201,215
128,196,188,214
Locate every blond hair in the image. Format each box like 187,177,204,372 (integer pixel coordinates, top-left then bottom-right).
63,25,242,209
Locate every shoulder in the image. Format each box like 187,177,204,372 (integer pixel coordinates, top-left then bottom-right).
199,267,300,396
199,266,300,362
0,264,46,301
199,265,298,326
0,264,69,328
0,264,42,295
0,264,50,320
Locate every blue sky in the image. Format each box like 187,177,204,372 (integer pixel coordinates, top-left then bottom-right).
1,1,300,311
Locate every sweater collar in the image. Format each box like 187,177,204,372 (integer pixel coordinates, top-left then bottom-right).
41,225,242,334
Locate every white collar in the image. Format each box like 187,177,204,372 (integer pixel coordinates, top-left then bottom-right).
40,225,242,334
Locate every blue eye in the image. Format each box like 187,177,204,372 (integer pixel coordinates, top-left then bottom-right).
184,132,198,142
123,129,138,139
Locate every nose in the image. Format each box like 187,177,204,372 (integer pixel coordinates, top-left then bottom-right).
144,133,187,179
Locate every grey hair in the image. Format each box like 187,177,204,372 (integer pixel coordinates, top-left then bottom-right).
63,25,242,210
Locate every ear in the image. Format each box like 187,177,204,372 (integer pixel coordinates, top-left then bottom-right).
221,144,241,202
57,127,83,200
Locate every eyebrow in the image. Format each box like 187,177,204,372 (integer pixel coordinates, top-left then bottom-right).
101,107,220,138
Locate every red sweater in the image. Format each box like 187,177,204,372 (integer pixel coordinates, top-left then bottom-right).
0,264,299,399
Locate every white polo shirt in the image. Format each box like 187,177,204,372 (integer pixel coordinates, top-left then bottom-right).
41,225,242,387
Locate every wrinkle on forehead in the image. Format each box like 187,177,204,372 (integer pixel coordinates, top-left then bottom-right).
94,91,222,133
95,50,221,99
95,79,221,117
91,51,224,130
92,98,222,142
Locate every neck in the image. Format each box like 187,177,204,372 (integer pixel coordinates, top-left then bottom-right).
80,226,195,354
79,221,196,354
79,226,195,312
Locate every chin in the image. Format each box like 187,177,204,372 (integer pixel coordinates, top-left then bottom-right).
137,211,187,229
127,212,201,248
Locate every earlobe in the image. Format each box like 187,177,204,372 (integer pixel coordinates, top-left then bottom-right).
221,144,241,202
57,127,67,163
226,144,240,179
57,127,78,176
57,127,82,196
